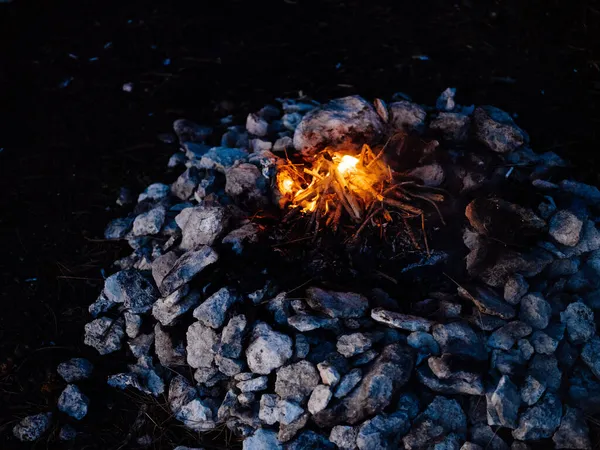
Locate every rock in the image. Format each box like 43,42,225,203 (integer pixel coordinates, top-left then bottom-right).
477,248,553,288
521,376,546,406
473,106,528,153
317,361,341,386
84,317,124,355
467,312,506,332
417,364,484,395
225,163,267,203
518,339,535,360
12,413,52,442
58,384,89,420
334,368,363,399
129,332,154,358
313,344,413,427
104,269,159,314
178,398,216,431
132,207,166,236
330,425,358,450
356,412,410,450
276,399,304,425
150,251,179,287
171,168,200,200
352,349,379,366
491,348,527,376
430,112,470,141
88,292,116,317
155,323,186,366
408,163,445,187
403,396,467,450
293,96,384,157
246,323,293,374
552,406,592,449
258,393,279,425
337,333,373,357
124,311,142,338
104,217,134,240
194,366,218,384
216,355,243,376
287,430,336,450
371,308,434,332
581,336,600,379
569,365,600,414
549,210,583,246
243,428,283,450
459,286,516,319
58,424,77,441
186,321,218,368
192,287,238,329
288,315,339,332
407,331,440,355
519,293,552,329
560,180,600,204
461,443,483,450
278,413,309,443
275,360,319,403
561,302,595,344
169,375,197,417
138,183,170,203
159,246,218,296
512,393,562,441
237,375,268,392
196,147,248,172
128,356,165,396
57,358,93,382
305,287,369,318
176,206,228,250
432,322,487,361
152,287,200,327
396,392,420,419
470,423,509,450
531,330,560,354
389,101,426,132
436,87,456,111
246,113,269,137
220,314,247,358
308,385,332,415
222,222,259,254
488,375,520,428
488,321,533,350
548,258,580,278
529,354,562,391
173,119,212,143
560,220,600,258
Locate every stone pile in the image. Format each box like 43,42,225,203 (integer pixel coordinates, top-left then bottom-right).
14,89,600,449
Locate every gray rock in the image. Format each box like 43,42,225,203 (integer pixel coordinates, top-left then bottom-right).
473,106,528,153
273,136,293,153
259,393,279,425
194,366,218,384
173,118,212,143
278,413,310,443
471,423,509,450
461,443,484,450
246,323,293,374
287,430,335,450
12,413,52,442
561,302,595,344
177,398,216,431
192,287,238,329
288,314,339,332
317,361,341,386
314,344,413,427
124,311,142,338
197,147,249,172
168,375,197,417
477,248,553,288
518,339,535,360
220,314,247,358
436,87,456,111
389,100,426,132
552,406,592,449
491,348,527,376
246,113,269,136
222,222,259,254
407,331,440,355
560,220,600,258
171,168,200,200
128,332,154,358
550,210,583,246
293,96,384,157
520,293,552,329
104,217,134,240
531,330,559,354
581,336,600,379
397,392,420,419
330,425,358,450
305,287,369,318
352,349,379,366
512,393,562,441
104,269,159,314
237,375,268,392
459,286,516,319
137,183,170,203
334,368,363,398
521,375,546,406
357,412,410,450
244,428,282,450
150,251,179,287
128,356,165,396
337,333,373,357
57,358,93,382
277,399,304,425
175,206,228,250
489,375,520,428
88,292,116,317
417,364,484,396
224,163,267,203
84,317,124,355
547,258,580,278
529,354,562,391
430,112,470,141
133,207,166,236
152,287,200,327
159,246,218,296
186,321,218,368
58,384,89,420
275,360,319,403
155,323,185,366
408,163,445,187
238,392,255,407
569,365,600,414
511,442,530,450
58,424,77,441
432,322,487,360
371,308,434,332
560,180,600,204
488,321,533,350
308,384,332,415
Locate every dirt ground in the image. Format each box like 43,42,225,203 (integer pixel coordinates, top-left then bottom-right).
1,0,599,448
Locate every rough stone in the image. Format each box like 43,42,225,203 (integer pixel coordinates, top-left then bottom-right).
488,321,533,350
407,331,440,355
150,251,179,287
159,246,218,296
58,384,89,420
529,354,562,391
57,358,93,382
177,398,216,431
84,317,125,355
430,112,470,141
305,287,369,318
471,423,509,450
104,269,159,314
389,100,426,132
128,332,154,358
317,361,341,386
473,105,528,153
12,413,52,442
155,323,186,366
104,217,134,240
459,285,516,319
275,360,319,403
237,375,268,392
222,222,259,254
287,430,335,450
561,302,595,344
308,384,332,415
330,425,358,450
152,287,199,327
277,399,304,425
531,330,560,354
278,413,309,443
246,113,269,136
356,412,410,450
432,322,487,361
512,393,562,441
337,333,373,357
132,207,166,236
581,336,600,379
417,364,484,396
168,376,197,417
173,118,212,143
408,163,445,187
552,406,592,450
186,321,218,368
549,210,584,247
219,314,247,358
518,339,535,360
192,287,238,329
519,293,552,329
224,163,266,203
334,368,363,398
124,311,142,338
259,393,280,425
489,375,520,428
371,308,434,332
58,424,77,441
175,206,228,250
246,323,293,375
521,376,546,406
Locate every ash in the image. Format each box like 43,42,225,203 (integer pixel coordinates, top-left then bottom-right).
17,89,600,450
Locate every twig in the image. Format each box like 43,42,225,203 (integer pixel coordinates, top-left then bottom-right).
352,207,382,241
421,214,431,257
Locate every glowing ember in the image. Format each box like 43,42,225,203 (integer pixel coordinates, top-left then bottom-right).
336,154,359,175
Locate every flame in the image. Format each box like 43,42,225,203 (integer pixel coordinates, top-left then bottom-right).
336,154,359,175
277,171,296,196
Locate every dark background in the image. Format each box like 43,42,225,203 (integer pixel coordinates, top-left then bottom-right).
1,0,599,448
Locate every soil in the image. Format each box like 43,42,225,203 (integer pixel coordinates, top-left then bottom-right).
1,0,600,448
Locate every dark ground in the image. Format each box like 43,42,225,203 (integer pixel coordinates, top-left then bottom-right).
1,0,600,448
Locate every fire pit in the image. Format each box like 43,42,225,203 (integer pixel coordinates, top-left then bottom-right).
13,89,600,449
